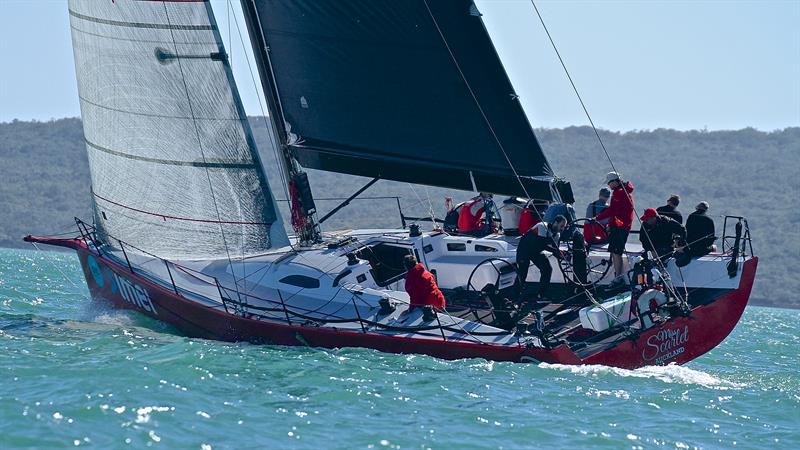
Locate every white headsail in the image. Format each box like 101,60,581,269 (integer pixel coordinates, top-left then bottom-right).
68,0,288,259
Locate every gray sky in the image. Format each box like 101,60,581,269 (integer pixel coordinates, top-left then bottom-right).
0,0,798,130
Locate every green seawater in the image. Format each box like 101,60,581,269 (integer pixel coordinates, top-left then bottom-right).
1,247,797,449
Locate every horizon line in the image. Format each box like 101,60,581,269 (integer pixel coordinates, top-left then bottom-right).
1,116,797,134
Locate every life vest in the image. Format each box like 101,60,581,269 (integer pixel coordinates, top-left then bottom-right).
458,198,485,232
518,208,541,234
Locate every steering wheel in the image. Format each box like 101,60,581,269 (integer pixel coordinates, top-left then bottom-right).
466,257,515,294
464,258,517,326
558,218,612,288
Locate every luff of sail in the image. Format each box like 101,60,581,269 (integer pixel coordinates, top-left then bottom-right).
244,0,557,199
68,0,288,259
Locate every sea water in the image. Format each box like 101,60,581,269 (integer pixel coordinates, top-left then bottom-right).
1,248,797,449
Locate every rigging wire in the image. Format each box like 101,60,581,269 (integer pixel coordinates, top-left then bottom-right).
160,3,244,305
529,1,686,304
421,0,534,202
226,0,291,205
227,0,232,69
29,242,85,293
422,1,609,324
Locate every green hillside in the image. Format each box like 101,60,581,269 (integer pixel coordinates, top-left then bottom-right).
1,118,797,309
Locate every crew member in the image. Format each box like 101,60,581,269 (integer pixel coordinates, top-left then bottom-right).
584,187,610,245
656,194,683,224
594,172,635,286
403,255,446,311
516,215,567,300
639,208,686,260
457,192,495,236
686,201,717,256
544,201,576,224
443,197,459,233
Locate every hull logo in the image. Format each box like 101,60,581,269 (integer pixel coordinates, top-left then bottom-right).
87,255,157,315
87,255,104,287
642,325,688,364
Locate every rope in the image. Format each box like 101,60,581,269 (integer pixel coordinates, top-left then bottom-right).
226,0,292,205
161,4,245,305
29,242,85,292
422,1,566,308
422,0,535,201
529,1,686,305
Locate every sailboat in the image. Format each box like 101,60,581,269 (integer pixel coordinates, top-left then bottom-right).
26,0,757,368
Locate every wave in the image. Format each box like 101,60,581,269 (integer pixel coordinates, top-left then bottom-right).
539,362,744,389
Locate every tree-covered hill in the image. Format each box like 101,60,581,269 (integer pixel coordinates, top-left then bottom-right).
1,118,797,309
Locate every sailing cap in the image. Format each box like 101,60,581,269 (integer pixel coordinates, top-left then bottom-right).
696,201,709,211
640,208,658,221
605,171,621,183
599,187,611,198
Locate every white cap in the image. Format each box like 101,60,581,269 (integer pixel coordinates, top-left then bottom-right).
605,171,621,183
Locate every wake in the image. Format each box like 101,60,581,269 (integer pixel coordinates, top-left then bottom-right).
540,362,743,389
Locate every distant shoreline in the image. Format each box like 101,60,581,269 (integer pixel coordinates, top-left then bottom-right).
2,118,797,309
3,116,799,134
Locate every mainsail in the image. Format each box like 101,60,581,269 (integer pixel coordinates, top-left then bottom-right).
69,0,288,259
243,0,557,199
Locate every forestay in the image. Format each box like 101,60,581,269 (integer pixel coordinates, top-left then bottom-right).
244,0,557,199
68,0,288,260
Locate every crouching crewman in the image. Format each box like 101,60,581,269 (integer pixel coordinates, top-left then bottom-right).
403,255,446,318
516,215,568,301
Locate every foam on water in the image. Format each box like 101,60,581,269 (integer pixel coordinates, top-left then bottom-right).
540,362,745,390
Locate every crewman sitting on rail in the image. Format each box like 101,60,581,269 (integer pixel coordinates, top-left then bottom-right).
686,201,717,257
516,215,568,300
403,255,446,312
457,192,496,236
639,208,686,261
656,194,683,224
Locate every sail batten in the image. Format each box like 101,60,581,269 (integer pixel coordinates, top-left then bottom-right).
245,0,557,199
69,0,288,259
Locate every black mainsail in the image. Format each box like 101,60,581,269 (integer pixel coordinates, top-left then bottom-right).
69,0,289,259
242,0,560,200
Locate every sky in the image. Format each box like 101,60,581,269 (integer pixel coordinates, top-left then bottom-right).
0,0,798,131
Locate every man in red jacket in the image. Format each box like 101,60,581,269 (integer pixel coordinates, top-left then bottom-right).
594,171,635,285
403,255,446,311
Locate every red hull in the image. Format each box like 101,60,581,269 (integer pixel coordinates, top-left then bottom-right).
28,236,757,368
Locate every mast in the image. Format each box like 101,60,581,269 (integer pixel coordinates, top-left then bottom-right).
240,0,321,245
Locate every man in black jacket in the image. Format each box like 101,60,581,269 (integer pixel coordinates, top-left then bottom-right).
516,215,567,299
686,201,717,256
639,208,686,260
656,194,683,224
